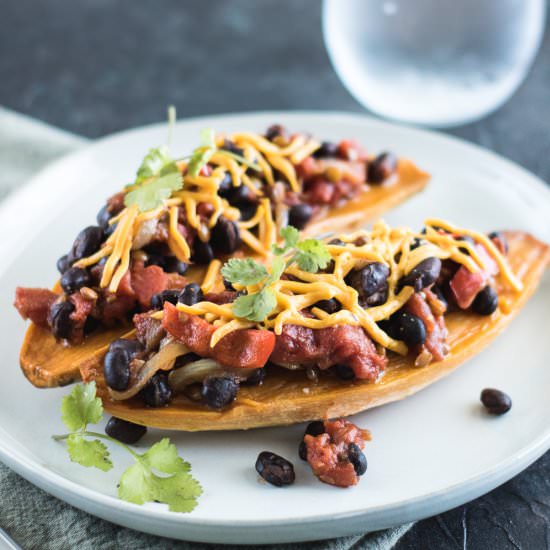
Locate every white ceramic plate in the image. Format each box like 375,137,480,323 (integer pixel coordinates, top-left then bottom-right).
1,112,549,545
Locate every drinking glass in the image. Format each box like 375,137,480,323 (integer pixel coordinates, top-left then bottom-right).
323,0,546,127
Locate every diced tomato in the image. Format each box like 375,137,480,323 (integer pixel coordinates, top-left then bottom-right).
14,287,59,326
162,303,275,368
116,270,135,298
131,263,168,308
304,419,371,488
271,323,386,381
69,293,94,324
305,177,335,204
213,329,275,369
101,295,137,325
450,245,499,309
337,139,368,162
166,273,187,290
406,292,447,361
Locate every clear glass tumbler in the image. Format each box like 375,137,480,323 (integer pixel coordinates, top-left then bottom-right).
323,0,546,127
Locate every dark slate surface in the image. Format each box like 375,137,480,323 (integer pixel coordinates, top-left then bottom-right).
1,1,549,548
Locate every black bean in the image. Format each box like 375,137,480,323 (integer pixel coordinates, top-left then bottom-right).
332,364,355,380
480,388,512,415
141,372,173,407
242,368,266,386
410,238,425,251
60,267,91,294
104,348,131,391
103,222,116,238
218,173,233,196
163,256,189,275
488,231,509,255
210,217,241,254
151,289,181,310
56,254,71,274
178,283,204,306
83,315,99,335
313,141,339,158
68,226,104,263
201,377,239,409
96,204,112,229
239,202,258,222
255,451,295,487
313,298,341,314
346,262,390,306
223,278,235,291
288,204,313,230
299,420,325,461
265,124,286,141
368,152,398,183
399,257,442,292
109,338,143,358
225,184,254,206
305,420,325,437
221,139,244,158
472,286,499,315
348,443,367,476
105,417,147,444
191,240,214,265
49,301,75,339
456,235,476,255
329,238,346,246
382,311,426,346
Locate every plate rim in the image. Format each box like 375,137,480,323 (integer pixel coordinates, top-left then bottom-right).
2,109,550,541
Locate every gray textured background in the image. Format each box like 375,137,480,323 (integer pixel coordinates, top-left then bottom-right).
1,1,549,548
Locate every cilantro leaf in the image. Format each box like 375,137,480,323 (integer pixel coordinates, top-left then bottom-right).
233,288,277,322
294,239,331,273
124,172,183,212
135,146,173,184
200,128,216,149
144,438,191,474
55,382,202,514
187,148,215,177
272,225,299,255
221,258,268,286
66,434,113,472
118,438,202,512
61,382,103,432
266,256,286,284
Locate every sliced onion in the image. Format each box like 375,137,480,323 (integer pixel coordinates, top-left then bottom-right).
109,340,189,401
132,218,159,250
169,358,254,393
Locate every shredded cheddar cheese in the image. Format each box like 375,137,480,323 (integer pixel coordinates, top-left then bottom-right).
75,129,321,293
173,219,521,356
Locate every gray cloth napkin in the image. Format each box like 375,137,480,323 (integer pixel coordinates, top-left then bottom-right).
0,107,412,549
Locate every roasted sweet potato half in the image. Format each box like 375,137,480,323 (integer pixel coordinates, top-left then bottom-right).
82,231,548,431
19,159,428,388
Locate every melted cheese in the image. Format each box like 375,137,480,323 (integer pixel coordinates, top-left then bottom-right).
75,129,327,291
173,218,521,356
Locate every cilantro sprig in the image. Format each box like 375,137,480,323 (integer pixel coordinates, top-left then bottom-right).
221,226,331,322
186,127,262,177
124,106,184,212
53,382,202,513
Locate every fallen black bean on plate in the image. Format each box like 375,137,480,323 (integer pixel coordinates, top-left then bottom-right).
255,451,296,487
480,388,512,415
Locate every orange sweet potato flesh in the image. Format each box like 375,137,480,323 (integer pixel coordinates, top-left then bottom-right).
19,158,429,388
83,231,548,432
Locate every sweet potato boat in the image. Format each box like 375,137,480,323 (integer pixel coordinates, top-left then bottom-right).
19,158,428,388
81,231,549,431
